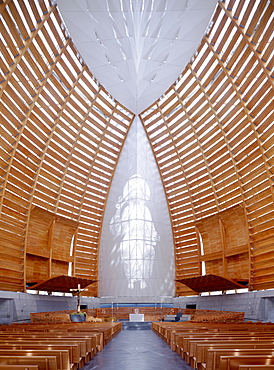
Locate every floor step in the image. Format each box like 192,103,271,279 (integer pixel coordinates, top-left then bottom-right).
122,321,152,330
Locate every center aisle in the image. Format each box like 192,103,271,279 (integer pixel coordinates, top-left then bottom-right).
81,329,194,370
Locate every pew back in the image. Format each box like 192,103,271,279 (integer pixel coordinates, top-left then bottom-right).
219,355,274,370
0,355,58,370
0,349,70,370
206,349,274,370
0,366,39,370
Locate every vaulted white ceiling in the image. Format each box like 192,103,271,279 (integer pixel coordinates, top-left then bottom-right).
57,0,217,114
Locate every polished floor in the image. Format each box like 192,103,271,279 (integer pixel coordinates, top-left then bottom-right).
81,329,194,370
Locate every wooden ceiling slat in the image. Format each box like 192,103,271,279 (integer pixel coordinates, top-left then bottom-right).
226,39,248,72
252,6,273,46
262,37,274,64
246,0,268,37
0,14,21,58
2,7,24,48
250,89,273,118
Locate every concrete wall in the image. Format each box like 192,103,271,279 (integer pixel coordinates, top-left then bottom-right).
1,289,274,324
174,290,274,322
0,290,100,324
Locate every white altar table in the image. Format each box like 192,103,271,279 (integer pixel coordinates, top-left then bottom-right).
129,314,144,322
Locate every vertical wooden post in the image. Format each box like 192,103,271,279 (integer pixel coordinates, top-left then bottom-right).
219,218,227,278
195,226,202,276
72,227,78,277
48,218,56,278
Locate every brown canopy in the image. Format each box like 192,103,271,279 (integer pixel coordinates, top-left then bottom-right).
28,275,97,293
176,274,248,293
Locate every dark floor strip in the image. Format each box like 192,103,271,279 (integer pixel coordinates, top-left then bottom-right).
80,330,194,370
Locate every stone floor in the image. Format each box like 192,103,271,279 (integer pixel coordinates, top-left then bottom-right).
80,329,194,370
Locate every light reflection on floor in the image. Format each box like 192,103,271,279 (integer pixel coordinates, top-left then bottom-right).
80,329,194,370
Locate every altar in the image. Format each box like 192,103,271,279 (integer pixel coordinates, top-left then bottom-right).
129,313,144,322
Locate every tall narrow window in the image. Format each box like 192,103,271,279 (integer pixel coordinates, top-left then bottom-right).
99,117,174,297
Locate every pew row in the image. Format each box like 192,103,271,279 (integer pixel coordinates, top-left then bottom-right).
152,321,274,370
0,321,122,370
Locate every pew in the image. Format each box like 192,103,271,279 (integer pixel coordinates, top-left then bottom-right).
0,321,122,369
238,366,274,370
0,355,58,370
5,322,116,351
152,321,274,370
0,333,95,359
192,341,274,369
0,324,121,354
181,333,274,362
205,349,274,370
0,366,39,370
0,349,70,370
175,331,274,356
219,355,274,370
187,337,274,363
0,337,86,367
0,340,80,366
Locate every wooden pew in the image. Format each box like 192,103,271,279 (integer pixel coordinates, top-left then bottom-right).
6,322,109,351
206,349,274,370
0,338,85,368
0,355,58,370
0,333,94,359
175,330,274,356
238,366,274,370
153,321,274,348
0,366,39,370
152,321,274,370
219,355,274,370
187,336,274,363
0,349,70,370
178,332,274,359
0,340,80,367
181,333,274,362
0,322,122,369
192,341,274,369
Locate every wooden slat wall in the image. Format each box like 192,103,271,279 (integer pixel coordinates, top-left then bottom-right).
26,206,78,283
0,0,134,294
195,205,249,281
140,0,274,296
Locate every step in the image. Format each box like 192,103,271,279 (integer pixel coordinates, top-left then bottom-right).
122,321,152,330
